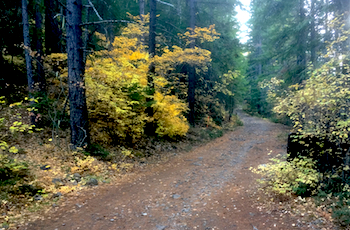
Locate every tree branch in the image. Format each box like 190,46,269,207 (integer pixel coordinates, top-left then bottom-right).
157,0,174,7
80,20,133,26
87,0,103,21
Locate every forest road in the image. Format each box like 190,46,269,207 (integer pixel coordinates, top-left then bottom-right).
24,111,300,230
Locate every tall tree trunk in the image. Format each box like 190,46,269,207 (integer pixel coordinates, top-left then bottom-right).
22,0,36,124
332,0,350,73
139,0,145,45
145,0,157,134
148,0,156,92
188,0,196,126
45,0,63,54
177,0,182,22
310,0,317,66
66,0,90,148
325,0,329,42
339,0,350,72
257,34,262,76
149,0,156,58
139,0,145,21
296,0,307,83
83,5,91,64
35,0,46,92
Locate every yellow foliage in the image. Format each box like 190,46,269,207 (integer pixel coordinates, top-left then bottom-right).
86,20,193,142
42,15,221,143
153,92,189,137
85,32,149,143
71,156,104,174
179,24,220,46
154,46,212,77
122,13,149,41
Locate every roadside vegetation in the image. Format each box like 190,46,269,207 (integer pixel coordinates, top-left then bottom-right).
248,4,350,227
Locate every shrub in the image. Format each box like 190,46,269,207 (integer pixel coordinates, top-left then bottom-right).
251,155,320,196
0,154,29,186
153,92,189,138
84,144,110,159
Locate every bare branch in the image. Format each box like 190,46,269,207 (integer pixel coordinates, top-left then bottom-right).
87,0,103,21
80,20,133,26
157,0,174,7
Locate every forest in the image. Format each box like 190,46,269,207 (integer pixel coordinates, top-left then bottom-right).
1,0,350,228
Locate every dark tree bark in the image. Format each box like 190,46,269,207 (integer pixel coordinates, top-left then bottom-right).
139,0,145,21
188,0,196,126
22,0,36,124
149,0,157,58
22,0,34,94
45,0,63,54
83,5,91,64
66,0,90,148
139,0,145,45
148,0,157,94
144,0,157,134
34,0,46,92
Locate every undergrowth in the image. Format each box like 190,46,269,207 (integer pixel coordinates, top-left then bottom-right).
251,153,350,229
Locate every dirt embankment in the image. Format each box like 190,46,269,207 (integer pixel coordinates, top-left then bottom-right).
24,111,299,230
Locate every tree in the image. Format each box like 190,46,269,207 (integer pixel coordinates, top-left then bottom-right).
246,0,325,116
296,0,307,81
188,0,196,126
22,0,37,125
22,0,33,91
139,0,145,21
146,0,156,125
139,0,145,44
66,0,90,148
44,0,64,54
34,0,46,92
310,0,317,66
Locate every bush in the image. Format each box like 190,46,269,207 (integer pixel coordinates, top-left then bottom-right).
85,28,191,143
153,92,189,138
0,154,29,186
83,144,110,159
251,155,320,196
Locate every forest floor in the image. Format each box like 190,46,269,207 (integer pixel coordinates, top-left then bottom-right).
19,111,320,230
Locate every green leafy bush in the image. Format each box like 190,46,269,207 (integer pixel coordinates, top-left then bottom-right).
251,155,320,196
0,154,29,186
83,144,110,159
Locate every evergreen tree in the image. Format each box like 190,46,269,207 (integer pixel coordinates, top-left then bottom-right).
66,0,90,148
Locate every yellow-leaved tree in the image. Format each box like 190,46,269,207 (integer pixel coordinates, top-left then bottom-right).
85,14,199,143
85,32,149,143
44,14,223,144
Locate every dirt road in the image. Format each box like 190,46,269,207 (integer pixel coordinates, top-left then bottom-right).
24,111,297,230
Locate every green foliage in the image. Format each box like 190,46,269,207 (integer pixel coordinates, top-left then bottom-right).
0,97,38,154
273,56,350,145
315,185,350,226
255,21,350,227
0,153,29,186
251,154,320,196
332,206,350,226
83,143,110,159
